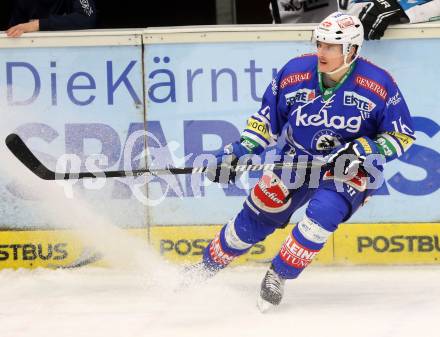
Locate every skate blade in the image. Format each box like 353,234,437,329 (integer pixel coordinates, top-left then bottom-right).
257,296,276,313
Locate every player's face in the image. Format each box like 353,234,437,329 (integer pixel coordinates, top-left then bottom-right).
316,41,344,73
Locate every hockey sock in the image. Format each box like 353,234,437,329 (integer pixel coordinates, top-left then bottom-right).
202,224,251,272
271,216,331,279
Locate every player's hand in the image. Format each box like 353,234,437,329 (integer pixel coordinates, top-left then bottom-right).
6,20,40,38
359,0,406,40
325,141,366,181
205,141,255,184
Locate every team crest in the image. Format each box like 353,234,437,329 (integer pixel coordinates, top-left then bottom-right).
312,130,342,153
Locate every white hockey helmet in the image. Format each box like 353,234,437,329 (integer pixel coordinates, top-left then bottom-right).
314,12,364,60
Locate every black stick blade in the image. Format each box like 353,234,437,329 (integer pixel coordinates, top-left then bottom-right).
5,133,55,180
4,133,147,180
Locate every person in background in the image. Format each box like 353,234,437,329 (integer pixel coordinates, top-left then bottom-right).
6,0,96,38
270,0,338,23
270,0,440,39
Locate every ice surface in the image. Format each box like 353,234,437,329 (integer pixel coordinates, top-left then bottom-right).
1,265,439,337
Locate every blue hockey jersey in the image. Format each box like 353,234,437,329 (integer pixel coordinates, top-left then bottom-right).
241,54,415,163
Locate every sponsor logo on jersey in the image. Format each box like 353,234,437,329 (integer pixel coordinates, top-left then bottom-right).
322,21,332,27
246,117,270,140
271,78,278,96
337,17,355,29
311,129,342,153
285,89,316,106
292,107,362,133
386,131,414,149
280,72,312,89
343,91,376,113
251,172,291,213
357,137,373,154
376,137,394,156
355,75,387,100
279,233,319,269
240,137,260,152
386,91,402,107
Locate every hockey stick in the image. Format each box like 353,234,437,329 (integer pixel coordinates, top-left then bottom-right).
5,133,324,180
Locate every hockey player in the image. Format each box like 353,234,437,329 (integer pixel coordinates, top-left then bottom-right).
193,12,415,311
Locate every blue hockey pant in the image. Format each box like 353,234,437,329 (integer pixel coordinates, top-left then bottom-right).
203,169,376,278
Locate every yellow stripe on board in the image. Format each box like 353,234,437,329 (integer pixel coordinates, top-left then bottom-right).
149,225,334,266
1,223,439,269
333,223,440,264
0,229,148,269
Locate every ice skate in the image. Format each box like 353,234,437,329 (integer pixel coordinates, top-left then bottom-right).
257,264,285,312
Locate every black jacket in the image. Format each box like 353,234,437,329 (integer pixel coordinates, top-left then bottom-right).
9,0,96,31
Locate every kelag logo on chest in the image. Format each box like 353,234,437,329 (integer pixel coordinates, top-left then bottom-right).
291,105,362,133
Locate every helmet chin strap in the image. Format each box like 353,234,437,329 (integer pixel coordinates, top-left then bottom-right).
323,61,349,76
323,45,360,76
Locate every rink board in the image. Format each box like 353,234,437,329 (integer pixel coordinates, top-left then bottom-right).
0,223,439,269
334,223,440,264
150,224,440,265
0,229,148,269
0,26,439,232
149,225,334,266
0,26,439,271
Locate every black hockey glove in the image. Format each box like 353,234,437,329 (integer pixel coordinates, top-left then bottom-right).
205,141,251,184
325,140,367,181
359,0,407,40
